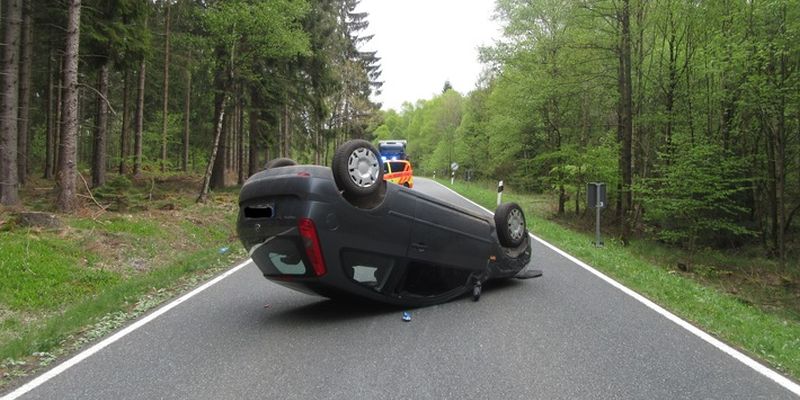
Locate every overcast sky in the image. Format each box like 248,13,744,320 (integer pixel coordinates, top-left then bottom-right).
357,0,501,111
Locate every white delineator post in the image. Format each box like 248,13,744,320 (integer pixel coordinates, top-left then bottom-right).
587,182,606,247
497,180,504,206
450,171,455,185
595,187,602,247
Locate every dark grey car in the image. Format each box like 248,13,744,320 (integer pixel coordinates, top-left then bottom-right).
236,140,535,307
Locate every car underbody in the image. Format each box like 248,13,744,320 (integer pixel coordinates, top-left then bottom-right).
237,141,540,307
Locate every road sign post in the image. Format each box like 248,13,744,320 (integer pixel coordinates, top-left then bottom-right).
587,182,607,247
450,162,459,185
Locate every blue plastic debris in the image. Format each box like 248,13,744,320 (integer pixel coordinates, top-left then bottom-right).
402,311,411,322
219,246,230,254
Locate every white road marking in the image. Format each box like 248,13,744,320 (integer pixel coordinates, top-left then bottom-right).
431,179,800,396
2,260,252,400
5,180,799,398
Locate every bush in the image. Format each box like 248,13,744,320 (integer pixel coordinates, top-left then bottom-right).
636,141,754,257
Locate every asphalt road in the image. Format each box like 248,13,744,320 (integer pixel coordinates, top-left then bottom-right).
4,178,798,399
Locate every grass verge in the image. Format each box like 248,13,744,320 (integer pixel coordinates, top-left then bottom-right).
440,178,800,381
0,174,244,390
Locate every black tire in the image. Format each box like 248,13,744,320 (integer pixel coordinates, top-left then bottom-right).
332,140,383,199
494,202,527,248
264,157,297,170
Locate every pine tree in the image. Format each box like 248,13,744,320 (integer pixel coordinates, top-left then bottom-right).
0,0,22,205
56,0,82,212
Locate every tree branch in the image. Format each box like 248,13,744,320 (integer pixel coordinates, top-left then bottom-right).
78,172,108,212
78,83,117,115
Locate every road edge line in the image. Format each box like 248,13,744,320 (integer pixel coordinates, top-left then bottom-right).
430,179,800,396
1,260,252,400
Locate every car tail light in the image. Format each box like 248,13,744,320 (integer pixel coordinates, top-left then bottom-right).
298,218,326,277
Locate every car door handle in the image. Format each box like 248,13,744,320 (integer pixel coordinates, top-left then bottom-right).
411,242,428,252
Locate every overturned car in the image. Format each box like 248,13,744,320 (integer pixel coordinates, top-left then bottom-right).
236,140,538,307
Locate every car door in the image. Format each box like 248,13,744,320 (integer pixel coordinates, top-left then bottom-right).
407,197,492,271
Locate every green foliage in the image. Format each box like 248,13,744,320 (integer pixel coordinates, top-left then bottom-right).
82,0,151,69
636,142,754,250
203,0,311,64
376,0,799,258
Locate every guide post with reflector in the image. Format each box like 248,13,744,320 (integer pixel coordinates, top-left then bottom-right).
497,180,504,206
587,182,607,247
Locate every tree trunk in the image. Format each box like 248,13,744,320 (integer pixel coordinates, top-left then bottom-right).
283,103,291,157
248,88,259,177
225,98,232,171
765,115,778,254
210,65,228,190
553,107,565,215
45,47,55,179
0,0,21,205
237,93,245,185
91,62,109,187
160,2,170,172
56,0,81,213
54,55,64,177
277,106,284,158
182,68,191,172
314,122,320,165
615,44,624,219
618,0,633,244
260,108,272,164
210,108,228,189
17,0,31,184
78,83,87,164
198,97,227,203
774,38,787,265
664,24,677,160
119,70,129,174
134,51,146,177
227,96,235,170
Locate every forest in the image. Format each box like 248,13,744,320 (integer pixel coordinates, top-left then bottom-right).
374,0,799,264
0,0,798,265
0,0,381,208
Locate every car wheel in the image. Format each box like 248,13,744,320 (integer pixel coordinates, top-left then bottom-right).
403,182,410,188
332,140,383,199
264,157,297,169
495,202,527,248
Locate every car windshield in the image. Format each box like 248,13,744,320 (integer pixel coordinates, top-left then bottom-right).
386,161,406,173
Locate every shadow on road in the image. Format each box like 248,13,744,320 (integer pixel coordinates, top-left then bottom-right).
262,298,398,326
258,278,530,328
